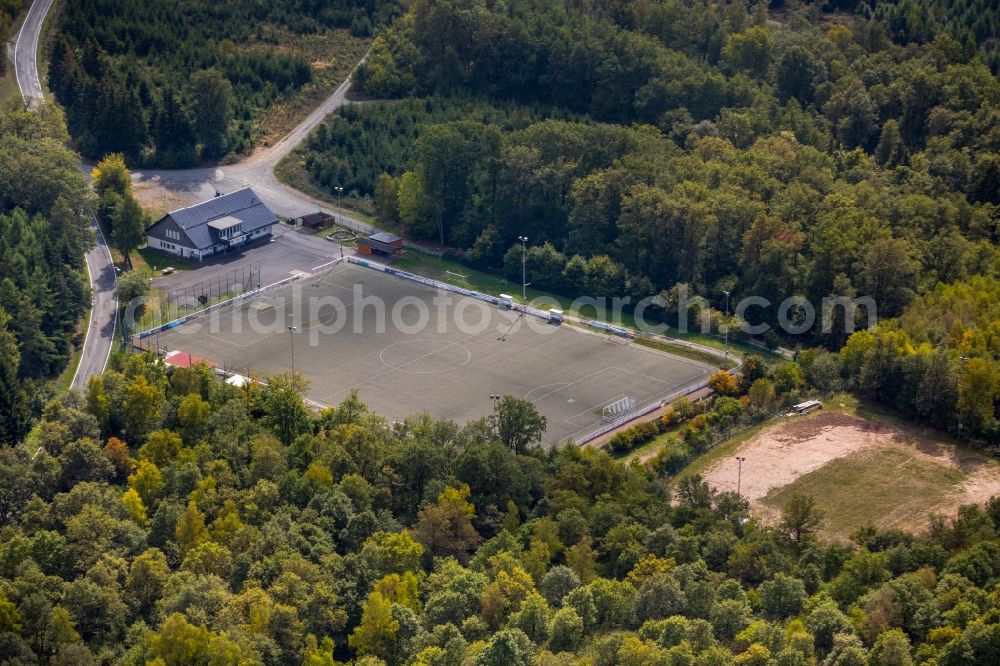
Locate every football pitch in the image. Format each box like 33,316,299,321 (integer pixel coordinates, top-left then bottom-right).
151,264,714,443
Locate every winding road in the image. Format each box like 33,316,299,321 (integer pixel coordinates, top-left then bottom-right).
12,0,52,108
13,0,372,390
129,65,366,222
11,0,119,390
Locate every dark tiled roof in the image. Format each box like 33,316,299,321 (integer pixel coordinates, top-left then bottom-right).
358,236,399,253
301,212,332,225
158,187,277,249
370,232,402,244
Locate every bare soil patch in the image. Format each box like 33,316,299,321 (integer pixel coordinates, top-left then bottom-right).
702,412,888,499
700,411,1000,538
133,181,191,220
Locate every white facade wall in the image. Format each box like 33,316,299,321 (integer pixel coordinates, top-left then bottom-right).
145,224,273,261
146,235,197,259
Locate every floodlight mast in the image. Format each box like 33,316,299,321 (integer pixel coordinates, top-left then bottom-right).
518,236,528,300
723,290,731,359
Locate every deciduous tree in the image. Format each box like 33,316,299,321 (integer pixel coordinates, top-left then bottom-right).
781,493,823,544
497,395,546,454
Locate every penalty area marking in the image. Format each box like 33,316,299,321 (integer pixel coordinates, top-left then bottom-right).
523,382,569,402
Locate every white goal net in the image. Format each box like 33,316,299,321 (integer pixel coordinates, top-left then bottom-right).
602,395,639,422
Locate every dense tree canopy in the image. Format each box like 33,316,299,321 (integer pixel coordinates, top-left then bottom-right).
0,104,92,445
47,0,404,164
307,0,999,318
294,0,1000,439
0,353,999,664
0,1,24,77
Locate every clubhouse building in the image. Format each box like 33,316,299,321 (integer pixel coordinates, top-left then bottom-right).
145,187,278,261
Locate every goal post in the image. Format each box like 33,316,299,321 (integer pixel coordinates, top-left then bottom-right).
602,395,639,422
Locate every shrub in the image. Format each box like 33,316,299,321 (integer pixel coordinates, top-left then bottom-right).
652,440,689,477
607,420,661,453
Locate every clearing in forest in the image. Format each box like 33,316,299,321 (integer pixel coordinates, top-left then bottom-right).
699,409,1000,540
151,263,714,444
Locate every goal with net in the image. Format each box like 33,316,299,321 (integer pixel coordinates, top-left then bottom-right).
602,395,639,422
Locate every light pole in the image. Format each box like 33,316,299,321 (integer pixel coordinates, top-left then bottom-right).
335,186,344,213
288,325,297,374
736,456,746,495
958,356,970,439
490,394,501,437
517,235,528,301
723,290,731,359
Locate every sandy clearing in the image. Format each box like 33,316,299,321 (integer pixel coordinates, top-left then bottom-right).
701,412,889,500
133,180,192,219
700,410,1000,531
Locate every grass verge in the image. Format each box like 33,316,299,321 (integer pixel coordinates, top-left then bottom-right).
0,67,18,106
760,447,964,540
136,248,196,274
53,258,90,394
670,421,775,487
633,336,736,370
53,339,85,394
620,423,686,463
392,249,577,307
0,1,30,106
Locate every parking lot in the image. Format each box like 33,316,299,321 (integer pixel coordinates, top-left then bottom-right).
151,225,343,302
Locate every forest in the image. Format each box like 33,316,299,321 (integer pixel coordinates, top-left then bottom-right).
46,0,403,165
0,103,92,447
292,0,1000,442
0,1,25,76
0,352,999,664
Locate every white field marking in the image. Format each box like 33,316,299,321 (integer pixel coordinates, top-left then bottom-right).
311,258,343,271
526,366,616,404
378,339,473,374
609,366,680,388
200,332,252,349
522,382,570,402
321,328,494,404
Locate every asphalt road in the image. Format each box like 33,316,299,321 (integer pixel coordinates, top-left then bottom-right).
72,219,118,390
11,0,119,390
12,0,52,108
131,62,368,221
